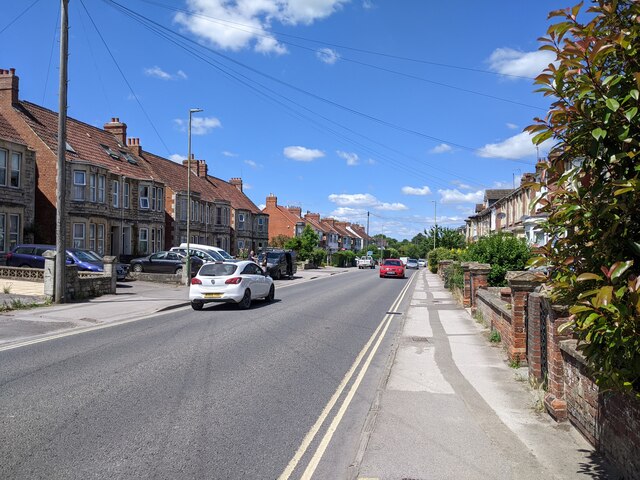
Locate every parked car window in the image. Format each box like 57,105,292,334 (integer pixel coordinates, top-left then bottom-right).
199,263,237,277
241,263,261,275
383,260,402,266
167,252,179,261
150,252,166,260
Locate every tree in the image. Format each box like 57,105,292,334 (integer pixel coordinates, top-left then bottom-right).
270,235,290,249
526,1,640,394
285,224,319,261
462,233,531,286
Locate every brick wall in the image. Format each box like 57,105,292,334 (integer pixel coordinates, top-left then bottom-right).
527,292,543,384
476,288,515,351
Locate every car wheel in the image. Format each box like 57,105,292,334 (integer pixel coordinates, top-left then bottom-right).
175,267,183,276
238,289,252,309
265,285,275,302
191,301,203,311
132,264,143,273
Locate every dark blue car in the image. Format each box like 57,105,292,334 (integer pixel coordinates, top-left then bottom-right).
5,244,128,280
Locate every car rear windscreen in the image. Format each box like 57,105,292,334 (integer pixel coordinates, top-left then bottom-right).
384,260,402,266
198,263,238,276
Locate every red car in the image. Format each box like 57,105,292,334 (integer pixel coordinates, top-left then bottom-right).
379,258,405,279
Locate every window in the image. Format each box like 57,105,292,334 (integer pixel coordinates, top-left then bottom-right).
151,187,157,211
89,223,96,251
113,180,119,208
139,228,149,254
8,214,19,248
0,149,6,185
216,207,222,225
10,152,20,188
140,186,150,209
124,182,130,209
156,227,163,252
97,224,105,255
100,144,121,160
89,173,96,202
73,223,85,248
73,171,86,201
151,228,155,253
157,188,163,212
238,239,245,250
97,175,106,203
179,197,187,221
0,214,5,252
238,213,245,231
258,217,264,232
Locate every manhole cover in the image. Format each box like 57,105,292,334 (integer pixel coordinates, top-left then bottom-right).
411,336,430,343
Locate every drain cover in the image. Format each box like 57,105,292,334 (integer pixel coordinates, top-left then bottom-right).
386,311,402,315
411,336,430,343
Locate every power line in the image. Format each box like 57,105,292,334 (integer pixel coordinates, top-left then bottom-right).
0,0,42,35
79,0,172,155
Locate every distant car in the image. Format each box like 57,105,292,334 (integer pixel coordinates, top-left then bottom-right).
418,259,426,268
130,251,202,276
379,259,405,279
5,244,128,280
258,250,297,280
406,258,419,269
170,246,224,263
178,243,234,261
189,260,275,310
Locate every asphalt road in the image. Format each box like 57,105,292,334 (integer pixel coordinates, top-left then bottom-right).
0,268,416,479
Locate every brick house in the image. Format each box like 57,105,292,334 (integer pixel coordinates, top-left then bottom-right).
0,110,35,258
0,69,165,258
262,194,303,241
302,212,326,248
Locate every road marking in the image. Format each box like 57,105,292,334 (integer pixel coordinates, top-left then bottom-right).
278,277,415,480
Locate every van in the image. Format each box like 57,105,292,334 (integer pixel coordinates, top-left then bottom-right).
178,243,234,261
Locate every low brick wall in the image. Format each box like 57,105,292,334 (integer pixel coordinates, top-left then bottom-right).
129,272,184,284
476,288,513,346
560,340,640,479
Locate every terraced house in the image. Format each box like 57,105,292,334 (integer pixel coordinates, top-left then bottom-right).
0,109,35,259
0,69,165,258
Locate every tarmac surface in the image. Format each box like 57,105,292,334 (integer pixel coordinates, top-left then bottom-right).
0,267,619,478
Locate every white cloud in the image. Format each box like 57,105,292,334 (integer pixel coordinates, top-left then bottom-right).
506,122,518,130
362,0,374,9
243,183,252,190
174,116,222,135
328,193,407,211
337,150,359,166
477,131,553,159
487,47,556,78
170,154,186,163
429,143,452,154
331,207,367,219
438,189,484,204
451,180,472,190
328,193,378,207
377,202,408,211
317,48,340,64
258,203,266,210
401,185,431,196
222,150,238,157
367,158,376,165
144,66,188,80
244,159,261,169
175,0,347,55
284,145,325,162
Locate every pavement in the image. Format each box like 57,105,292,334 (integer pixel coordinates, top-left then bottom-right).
0,268,618,478
0,266,347,349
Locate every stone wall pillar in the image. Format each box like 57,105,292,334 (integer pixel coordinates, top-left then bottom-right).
461,262,472,308
437,259,453,278
103,255,117,293
469,263,491,314
506,271,544,365
527,292,543,384
544,304,572,421
43,249,56,299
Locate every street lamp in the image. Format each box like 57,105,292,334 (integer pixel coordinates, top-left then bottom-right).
186,108,203,285
431,200,437,250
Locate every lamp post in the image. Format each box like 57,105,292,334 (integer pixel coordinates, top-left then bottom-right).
431,200,437,250
186,108,203,285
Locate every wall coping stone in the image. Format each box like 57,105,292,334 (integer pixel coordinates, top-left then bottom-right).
559,339,588,366
477,288,512,318
505,270,546,289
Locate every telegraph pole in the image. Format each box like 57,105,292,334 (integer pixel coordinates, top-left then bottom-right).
55,0,69,303
432,200,437,250
366,210,370,248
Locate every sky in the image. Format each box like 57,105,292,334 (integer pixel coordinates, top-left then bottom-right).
1,0,565,240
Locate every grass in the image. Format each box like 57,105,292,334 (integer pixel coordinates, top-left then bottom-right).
2,283,12,294
0,298,48,312
509,354,521,369
489,330,501,343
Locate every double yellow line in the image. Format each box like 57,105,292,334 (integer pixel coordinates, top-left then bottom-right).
278,276,415,480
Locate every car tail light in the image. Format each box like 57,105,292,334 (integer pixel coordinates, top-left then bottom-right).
225,277,242,285
191,278,202,285
6,253,12,261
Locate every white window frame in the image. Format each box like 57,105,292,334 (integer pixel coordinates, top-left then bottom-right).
157,187,163,212
179,197,187,222
73,222,85,248
113,180,119,208
0,149,6,186
97,224,105,255
124,182,130,209
8,214,19,249
97,174,106,203
89,223,96,251
139,186,150,209
0,213,5,252
89,173,96,202
238,213,245,230
139,228,149,254
10,152,20,188
151,187,157,211
156,227,163,252
73,170,86,201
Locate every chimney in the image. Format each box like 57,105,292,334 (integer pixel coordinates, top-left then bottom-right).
305,212,320,222
127,137,141,156
104,117,127,145
266,194,277,208
0,68,19,106
229,177,243,192
287,206,302,218
195,159,207,177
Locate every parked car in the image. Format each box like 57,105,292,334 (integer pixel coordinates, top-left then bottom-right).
399,256,409,266
189,260,275,310
418,258,426,268
178,243,234,261
5,244,128,280
130,251,203,276
258,249,297,280
356,255,376,269
170,246,224,263
379,258,405,279
406,258,419,269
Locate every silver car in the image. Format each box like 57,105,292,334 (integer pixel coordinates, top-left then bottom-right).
189,261,275,310
406,258,419,269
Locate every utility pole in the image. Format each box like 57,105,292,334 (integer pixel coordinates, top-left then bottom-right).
55,0,69,304
432,200,437,250
185,108,202,285
366,210,370,249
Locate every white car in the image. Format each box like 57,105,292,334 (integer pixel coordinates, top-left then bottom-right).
189,261,275,310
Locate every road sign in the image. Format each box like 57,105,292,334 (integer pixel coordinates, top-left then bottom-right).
367,250,372,256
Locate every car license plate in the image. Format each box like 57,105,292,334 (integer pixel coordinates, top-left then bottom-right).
387,271,396,275
203,293,222,299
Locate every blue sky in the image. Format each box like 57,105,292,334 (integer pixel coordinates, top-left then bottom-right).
1,0,562,240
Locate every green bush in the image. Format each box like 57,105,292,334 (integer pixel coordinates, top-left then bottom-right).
462,233,531,286
427,247,456,273
443,262,463,290
308,249,326,267
331,250,356,267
